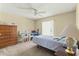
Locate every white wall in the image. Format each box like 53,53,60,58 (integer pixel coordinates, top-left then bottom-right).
0,12,35,33
35,11,76,36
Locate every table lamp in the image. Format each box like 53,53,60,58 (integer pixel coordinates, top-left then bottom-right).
61,24,79,55
65,36,76,55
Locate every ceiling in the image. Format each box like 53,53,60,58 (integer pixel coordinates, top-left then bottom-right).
0,3,76,20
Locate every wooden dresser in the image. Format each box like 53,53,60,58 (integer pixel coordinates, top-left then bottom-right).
0,25,17,48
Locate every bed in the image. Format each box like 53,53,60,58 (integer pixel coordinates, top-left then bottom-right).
32,35,77,51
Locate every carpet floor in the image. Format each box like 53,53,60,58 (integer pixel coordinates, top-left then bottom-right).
0,41,54,56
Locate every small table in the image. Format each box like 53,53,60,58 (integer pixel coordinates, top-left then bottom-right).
54,46,76,56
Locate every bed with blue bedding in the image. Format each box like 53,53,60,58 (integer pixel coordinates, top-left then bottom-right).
32,35,77,51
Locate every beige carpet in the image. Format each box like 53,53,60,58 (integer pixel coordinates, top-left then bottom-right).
0,41,54,56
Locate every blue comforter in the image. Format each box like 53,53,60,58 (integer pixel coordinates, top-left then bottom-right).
32,35,66,51
32,35,77,51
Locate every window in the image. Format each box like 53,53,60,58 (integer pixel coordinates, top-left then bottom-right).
42,20,54,36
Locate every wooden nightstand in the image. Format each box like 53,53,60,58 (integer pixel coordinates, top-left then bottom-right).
54,46,76,56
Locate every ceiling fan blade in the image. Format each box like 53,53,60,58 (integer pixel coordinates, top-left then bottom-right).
38,11,45,13
17,7,32,10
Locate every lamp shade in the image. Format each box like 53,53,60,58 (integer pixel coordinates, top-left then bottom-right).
60,24,79,40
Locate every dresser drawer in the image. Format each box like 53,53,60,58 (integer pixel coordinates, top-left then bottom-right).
0,41,17,48
0,38,17,44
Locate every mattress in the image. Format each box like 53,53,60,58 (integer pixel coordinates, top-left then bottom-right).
32,35,64,51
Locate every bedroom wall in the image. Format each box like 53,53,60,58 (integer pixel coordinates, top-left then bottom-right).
35,11,76,36
76,4,79,30
76,4,79,41
0,12,35,33
54,11,76,36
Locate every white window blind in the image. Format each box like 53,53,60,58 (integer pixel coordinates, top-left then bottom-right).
42,20,54,36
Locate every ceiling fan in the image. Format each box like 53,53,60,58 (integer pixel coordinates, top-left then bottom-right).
17,4,45,16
